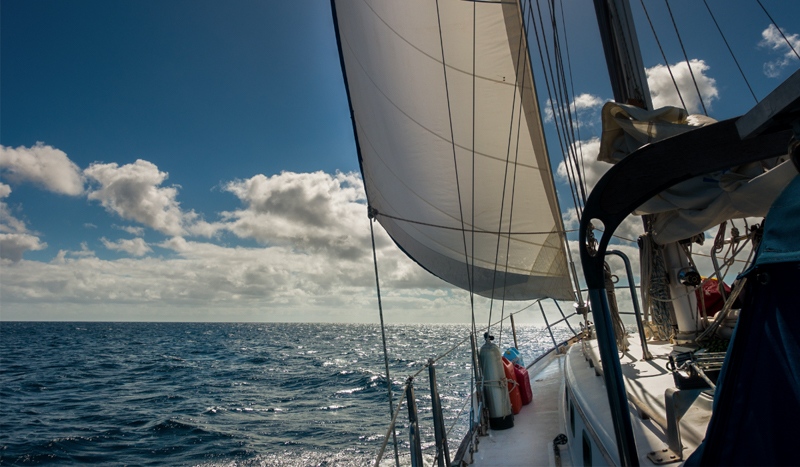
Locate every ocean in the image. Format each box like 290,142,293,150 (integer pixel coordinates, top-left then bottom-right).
0,322,564,466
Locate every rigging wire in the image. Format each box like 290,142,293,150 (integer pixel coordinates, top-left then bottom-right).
526,0,583,218
548,0,588,205
486,0,536,332
638,0,688,112
497,34,530,344
557,0,588,198
664,0,708,115
541,0,588,207
468,0,482,440
757,0,800,61
369,217,400,467
433,0,474,323
701,0,758,104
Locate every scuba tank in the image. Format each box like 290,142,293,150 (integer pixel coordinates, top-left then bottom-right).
479,333,514,430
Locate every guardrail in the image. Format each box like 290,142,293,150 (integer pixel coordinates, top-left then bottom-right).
373,300,583,466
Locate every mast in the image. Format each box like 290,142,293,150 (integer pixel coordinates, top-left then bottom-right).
593,0,652,109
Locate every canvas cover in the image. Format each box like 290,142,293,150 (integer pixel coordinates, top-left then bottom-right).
598,102,795,244
687,174,800,466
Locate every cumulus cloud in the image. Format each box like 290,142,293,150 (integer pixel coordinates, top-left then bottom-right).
101,237,152,257
2,167,457,320
544,93,605,128
114,225,145,236
760,24,800,78
0,183,27,235
647,59,718,114
0,143,84,195
0,233,47,262
221,171,371,260
0,182,48,262
85,159,196,236
1,232,444,318
556,137,606,195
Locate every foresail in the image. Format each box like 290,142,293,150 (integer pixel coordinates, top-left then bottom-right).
333,0,574,301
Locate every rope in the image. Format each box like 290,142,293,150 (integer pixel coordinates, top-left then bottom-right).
639,233,674,340
696,277,748,343
664,0,708,115
369,218,401,467
370,210,576,235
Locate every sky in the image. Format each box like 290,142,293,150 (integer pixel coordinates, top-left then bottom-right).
1,0,798,323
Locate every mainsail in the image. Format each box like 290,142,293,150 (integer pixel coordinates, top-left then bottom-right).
333,0,574,301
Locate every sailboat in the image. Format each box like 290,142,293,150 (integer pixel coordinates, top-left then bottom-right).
331,0,800,465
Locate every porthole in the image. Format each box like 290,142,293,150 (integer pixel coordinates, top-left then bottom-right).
570,400,575,437
582,430,592,467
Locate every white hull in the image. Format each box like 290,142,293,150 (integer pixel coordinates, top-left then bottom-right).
465,332,714,466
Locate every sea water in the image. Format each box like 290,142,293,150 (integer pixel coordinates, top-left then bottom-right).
0,322,566,466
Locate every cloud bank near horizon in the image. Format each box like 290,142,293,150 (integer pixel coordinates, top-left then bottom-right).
0,143,459,321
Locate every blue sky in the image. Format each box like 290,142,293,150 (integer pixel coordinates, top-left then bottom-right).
1,0,798,322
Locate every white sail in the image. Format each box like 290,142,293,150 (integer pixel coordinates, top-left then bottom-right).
333,0,574,301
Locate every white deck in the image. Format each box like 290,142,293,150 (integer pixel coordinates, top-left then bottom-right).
577,338,713,463
472,352,572,467
468,335,714,466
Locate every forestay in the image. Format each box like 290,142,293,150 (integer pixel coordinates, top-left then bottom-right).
333,0,574,300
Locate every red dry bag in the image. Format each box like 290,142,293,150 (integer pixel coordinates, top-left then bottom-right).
514,363,533,406
502,357,522,414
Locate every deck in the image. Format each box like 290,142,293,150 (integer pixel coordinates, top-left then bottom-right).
471,352,571,467
465,335,714,466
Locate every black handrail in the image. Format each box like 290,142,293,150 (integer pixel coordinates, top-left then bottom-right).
579,117,792,466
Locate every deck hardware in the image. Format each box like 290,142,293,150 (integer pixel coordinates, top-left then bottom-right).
607,250,653,360
664,387,703,461
647,447,681,465
553,434,568,467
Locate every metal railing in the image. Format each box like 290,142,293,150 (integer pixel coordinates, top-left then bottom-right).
373,300,583,466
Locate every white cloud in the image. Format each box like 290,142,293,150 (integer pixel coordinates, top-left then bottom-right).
0,183,28,235
0,142,85,195
221,171,371,260
556,137,606,195
85,159,196,236
544,93,605,128
2,169,454,321
0,182,48,262
760,24,800,78
0,233,47,262
74,242,96,258
646,59,718,114
1,232,446,319
114,225,145,236
101,237,152,257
